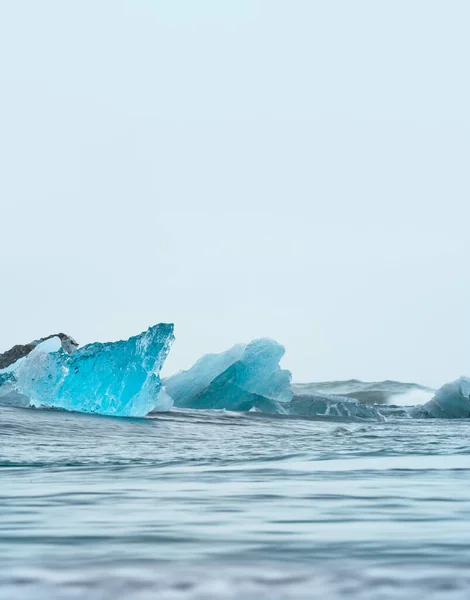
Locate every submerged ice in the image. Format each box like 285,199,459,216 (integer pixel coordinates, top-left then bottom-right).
289,393,385,421
0,324,174,417
165,338,293,410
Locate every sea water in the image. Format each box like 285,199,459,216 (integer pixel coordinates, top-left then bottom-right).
1,404,470,599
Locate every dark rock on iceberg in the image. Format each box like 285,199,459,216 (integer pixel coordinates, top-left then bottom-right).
0,333,78,370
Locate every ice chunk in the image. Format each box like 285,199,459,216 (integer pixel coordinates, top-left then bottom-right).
412,377,470,418
289,393,385,421
0,324,174,417
165,338,292,410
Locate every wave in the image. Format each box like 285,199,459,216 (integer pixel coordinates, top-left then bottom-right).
292,380,434,406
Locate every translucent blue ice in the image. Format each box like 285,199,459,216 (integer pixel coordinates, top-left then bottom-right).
0,324,174,417
165,338,293,410
163,338,384,419
413,377,470,418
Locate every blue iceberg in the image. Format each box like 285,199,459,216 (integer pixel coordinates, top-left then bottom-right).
412,377,470,418
0,324,174,417
163,338,384,419
165,338,293,410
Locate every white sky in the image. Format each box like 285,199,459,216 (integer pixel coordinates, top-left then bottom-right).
0,1,469,388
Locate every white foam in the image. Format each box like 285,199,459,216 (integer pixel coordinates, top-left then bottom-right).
390,388,434,406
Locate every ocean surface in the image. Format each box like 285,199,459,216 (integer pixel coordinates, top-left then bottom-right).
2,401,470,600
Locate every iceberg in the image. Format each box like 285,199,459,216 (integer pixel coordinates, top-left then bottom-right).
0,324,174,417
163,338,384,420
412,377,470,418
165,338,293,410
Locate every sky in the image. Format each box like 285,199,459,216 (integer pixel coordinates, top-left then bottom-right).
0,1,469,388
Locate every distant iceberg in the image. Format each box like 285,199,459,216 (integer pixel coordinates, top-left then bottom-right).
0,324,174,417
165,338,293,410
412,377,470,419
